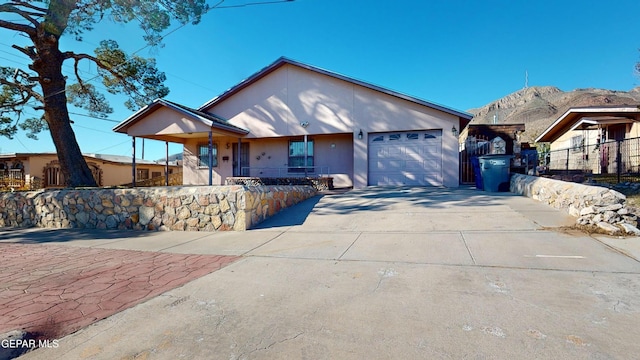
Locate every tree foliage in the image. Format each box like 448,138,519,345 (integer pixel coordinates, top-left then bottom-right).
0,0,209,186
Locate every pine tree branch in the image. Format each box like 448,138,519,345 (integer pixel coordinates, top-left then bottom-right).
0,2,41,29
0,18,35,35
0,70,43,104
65,51,143,101
7,1,48,14
65,51,112,76
11,44,37,60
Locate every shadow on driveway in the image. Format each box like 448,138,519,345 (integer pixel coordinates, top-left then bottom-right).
251,195,324,229
307,186,517,215
0,228,156,245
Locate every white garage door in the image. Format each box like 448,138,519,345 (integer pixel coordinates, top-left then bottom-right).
368,130,443,186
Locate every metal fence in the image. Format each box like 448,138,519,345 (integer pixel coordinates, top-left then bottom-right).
240,166,331,178
546,137,640,183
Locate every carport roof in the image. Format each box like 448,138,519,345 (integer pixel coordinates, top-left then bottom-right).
112,99,249,141
535,106,640,143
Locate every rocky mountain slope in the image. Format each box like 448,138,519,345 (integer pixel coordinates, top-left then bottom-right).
467,86,640,143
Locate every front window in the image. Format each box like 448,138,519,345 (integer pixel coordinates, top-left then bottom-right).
570,135,584,153
136,168,149,180
288,139,314,173
198,143,218,167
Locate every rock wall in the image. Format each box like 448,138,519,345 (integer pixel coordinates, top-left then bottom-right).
0,185,316,231
510,173,639,235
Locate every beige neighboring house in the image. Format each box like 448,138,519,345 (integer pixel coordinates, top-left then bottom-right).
535,106,640,174
113,57,472,188
0,152,180,190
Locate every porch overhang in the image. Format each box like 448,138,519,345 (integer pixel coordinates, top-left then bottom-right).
569,116,637,131
113,99,249,143
535,106,640,143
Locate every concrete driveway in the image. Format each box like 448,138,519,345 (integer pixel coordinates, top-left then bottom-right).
5,186,640,359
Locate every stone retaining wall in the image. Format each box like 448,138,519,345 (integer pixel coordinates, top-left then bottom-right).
0,185,316,231
510,173,640,235
226,177,334,191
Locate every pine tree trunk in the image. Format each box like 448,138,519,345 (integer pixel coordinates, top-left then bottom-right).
32,25,97,187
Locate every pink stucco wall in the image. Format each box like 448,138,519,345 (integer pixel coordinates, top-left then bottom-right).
127,106,212,137
194,64,460,188
182,134,354,188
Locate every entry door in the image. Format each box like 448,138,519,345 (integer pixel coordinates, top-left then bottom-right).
233,142,250,176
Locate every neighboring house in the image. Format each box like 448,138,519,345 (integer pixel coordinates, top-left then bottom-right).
114,57,473,188
0,153,180,190
535,106,640,175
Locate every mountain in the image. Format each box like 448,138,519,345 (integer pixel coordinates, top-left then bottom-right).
467,86,640,143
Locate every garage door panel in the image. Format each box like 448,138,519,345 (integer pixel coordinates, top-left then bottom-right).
423,158,441,169
373,147,387,158
368,130,443,186
424,177,442,186
405,160,424,170
423,146,440,153
375,160,403,171
405,145,420,154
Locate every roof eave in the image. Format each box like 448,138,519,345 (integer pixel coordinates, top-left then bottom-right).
535,108,574,143
113,99,249,136
113,99,164,133
535,106,640,143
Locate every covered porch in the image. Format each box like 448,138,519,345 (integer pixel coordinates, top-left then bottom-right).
113,99,250,186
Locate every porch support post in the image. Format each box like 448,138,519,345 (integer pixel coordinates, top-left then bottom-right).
304,134,308,177
132,136,136,187
237,138,242,176
208,131,213,186
165,141,169,186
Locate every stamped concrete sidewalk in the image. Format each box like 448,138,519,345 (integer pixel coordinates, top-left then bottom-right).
0,232,238,359
3,186,640,359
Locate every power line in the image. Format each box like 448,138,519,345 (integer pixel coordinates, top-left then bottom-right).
13,136,31,152
91,139,131,154
72,123,121,134
215,0,295,8
68,112,120,123
1,0,297,113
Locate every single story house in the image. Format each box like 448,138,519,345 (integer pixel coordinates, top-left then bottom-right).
0,153,180,190
535,106,640,174
113,57,472,188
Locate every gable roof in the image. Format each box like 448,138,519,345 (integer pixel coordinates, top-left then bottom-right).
535,106,640,143
198,57,473,122
113,98,249,136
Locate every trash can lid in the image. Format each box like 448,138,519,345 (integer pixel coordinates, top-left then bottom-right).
478,154,514,159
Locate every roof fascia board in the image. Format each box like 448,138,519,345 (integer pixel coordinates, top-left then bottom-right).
535,108,574,143
162,100,249,134
113,99,248,135
536,106,640,143
112,100,163,133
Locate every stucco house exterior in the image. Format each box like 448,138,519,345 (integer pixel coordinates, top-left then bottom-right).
0,152,180,190
114,57,472,188
535,106,640,175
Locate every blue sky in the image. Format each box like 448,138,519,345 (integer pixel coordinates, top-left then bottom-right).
1,0,640,160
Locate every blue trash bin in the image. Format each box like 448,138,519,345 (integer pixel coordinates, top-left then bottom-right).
478,154,513,192
471,156,483,190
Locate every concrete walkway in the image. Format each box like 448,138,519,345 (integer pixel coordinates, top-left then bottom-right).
2,186,640,359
